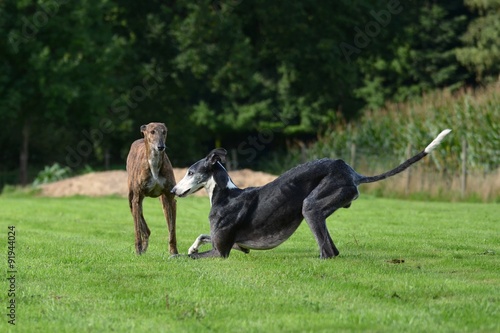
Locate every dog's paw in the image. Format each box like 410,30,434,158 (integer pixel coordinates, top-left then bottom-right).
188,247,199,255
169,254,187,259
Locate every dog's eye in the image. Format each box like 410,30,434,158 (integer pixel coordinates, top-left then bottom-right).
151,130,155,134
187,171,194,176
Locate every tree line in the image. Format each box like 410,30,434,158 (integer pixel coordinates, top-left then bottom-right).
1,0,498,185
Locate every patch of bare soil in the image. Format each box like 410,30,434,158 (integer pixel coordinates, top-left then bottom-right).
39,169,277,197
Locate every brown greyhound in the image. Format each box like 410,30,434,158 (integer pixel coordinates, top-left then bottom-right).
126,122,178,255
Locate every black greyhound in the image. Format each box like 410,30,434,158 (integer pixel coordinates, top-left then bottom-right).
172,129,451,259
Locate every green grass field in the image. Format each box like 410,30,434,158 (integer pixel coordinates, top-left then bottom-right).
0,195,498,333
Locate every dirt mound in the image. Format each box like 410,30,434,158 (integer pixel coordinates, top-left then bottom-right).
39,169,277,197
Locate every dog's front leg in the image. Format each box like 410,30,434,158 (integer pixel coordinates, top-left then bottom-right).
189,231,234,259
188,234,211,254
160,193,178,255
189,235,249,255
130,192,149,255
189,248,222,259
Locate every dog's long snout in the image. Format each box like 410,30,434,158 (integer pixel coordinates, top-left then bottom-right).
171,186,189,197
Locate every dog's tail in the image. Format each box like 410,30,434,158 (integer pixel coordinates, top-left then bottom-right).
356,129,452,184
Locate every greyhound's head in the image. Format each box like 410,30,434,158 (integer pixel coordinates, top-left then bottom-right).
171,148,227,197
141,122,167,152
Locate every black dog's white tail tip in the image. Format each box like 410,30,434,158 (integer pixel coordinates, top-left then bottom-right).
424,129,452,154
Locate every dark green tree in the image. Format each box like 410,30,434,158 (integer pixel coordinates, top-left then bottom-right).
0,0,131,184
170,0,389,147
456,0,500,82
354,3,470,108
0,0,490,183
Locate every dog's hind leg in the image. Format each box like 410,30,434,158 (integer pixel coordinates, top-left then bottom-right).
160,193,178,255
302,184,359,259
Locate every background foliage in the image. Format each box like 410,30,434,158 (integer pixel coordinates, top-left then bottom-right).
1,0,499,187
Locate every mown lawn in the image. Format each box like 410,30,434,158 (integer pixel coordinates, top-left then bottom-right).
0,195,498,332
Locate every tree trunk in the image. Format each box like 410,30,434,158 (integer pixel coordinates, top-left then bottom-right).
19,119,30,186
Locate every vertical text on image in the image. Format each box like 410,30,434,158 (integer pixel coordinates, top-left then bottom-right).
7,226,16,325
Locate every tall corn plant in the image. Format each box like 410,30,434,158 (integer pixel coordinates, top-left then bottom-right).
302,83,499,175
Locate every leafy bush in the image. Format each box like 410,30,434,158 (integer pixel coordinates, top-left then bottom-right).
33,163,72,186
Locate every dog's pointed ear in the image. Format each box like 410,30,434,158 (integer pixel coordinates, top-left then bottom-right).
205,148,227,167
140,124,147,133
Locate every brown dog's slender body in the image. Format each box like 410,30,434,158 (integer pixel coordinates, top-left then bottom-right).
126,122,178,255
